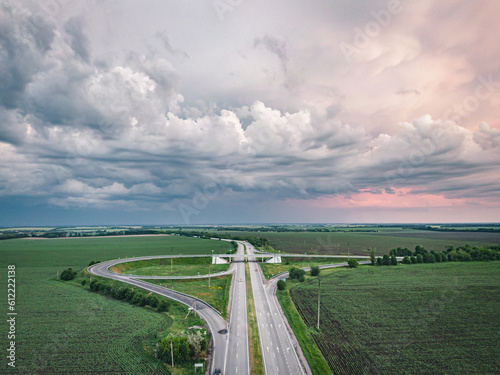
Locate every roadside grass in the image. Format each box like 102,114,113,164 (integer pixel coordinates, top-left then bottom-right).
277,279,333,375
146,275,233,318
289,262,500,374
110,257,230,276
245,263,265,375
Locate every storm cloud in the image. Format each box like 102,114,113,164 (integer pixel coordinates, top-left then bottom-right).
0,0,499,225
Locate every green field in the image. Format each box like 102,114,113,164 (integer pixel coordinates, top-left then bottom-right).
250,228,499,255
175,227,500,256
0,236,230,374
286,262,500,374
111,257,230,277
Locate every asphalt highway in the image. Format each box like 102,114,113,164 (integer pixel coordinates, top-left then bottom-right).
223,241,250,375
246,242,307,375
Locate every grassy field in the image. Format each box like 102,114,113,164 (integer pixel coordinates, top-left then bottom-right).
146,275,233,318
0,236,230,374
286,262,500,374
110,257,230,276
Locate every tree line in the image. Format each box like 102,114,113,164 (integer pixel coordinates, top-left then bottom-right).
370,244,500,266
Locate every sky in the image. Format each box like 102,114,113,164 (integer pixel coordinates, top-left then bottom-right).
0,0,499,226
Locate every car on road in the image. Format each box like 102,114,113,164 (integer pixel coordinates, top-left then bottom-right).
214,369,222,375
239,279,242,282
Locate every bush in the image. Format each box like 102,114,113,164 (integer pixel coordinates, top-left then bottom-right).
377,257,383,266
402,256,411,264
410,256,416,264
277,280,286,290
382,254,390,266
88,260,100,267
289,267,306,282
81,279,87,286
390,255,398,266
148,295,159,308
157,299,170,312
310,266,320,277
347,259,359,268
60,268,76,281
416,254,423,263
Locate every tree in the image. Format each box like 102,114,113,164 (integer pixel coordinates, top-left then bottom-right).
277,280,286,290
60,268,76,281
390,255,398,265
369,249,376,265
310,266,320,277
402,256,411,264
148,295,159,308
289,267,306,281
440,252,447,262
377,257,383,266
157,299,170,312
347,259,359,268
382,254,390,266
416,254,423,263
410,256,416,264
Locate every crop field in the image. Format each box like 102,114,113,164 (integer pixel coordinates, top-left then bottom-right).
227,228,500,255
288,262,500,374
0,235,229,374
110,257,230,276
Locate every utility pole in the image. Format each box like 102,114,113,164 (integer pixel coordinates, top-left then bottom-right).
171,247,173,273
209,264,211,288
317,276,321,330
347,242,350,261
171,339,174,367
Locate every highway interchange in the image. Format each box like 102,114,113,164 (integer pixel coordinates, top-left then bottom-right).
88,239,371,374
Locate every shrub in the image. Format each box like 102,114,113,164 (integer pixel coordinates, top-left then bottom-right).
81,279,87,286
277,280,286,290
390,255,398,266
347,259,359,268
289,267,306,281
377,257,383,266
382,254,390,266
60,268,76,281
410,256,416,264
416,254,423,263
402,256,411,264
310,266,320,277
148,295,159,308
157,299,170,312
